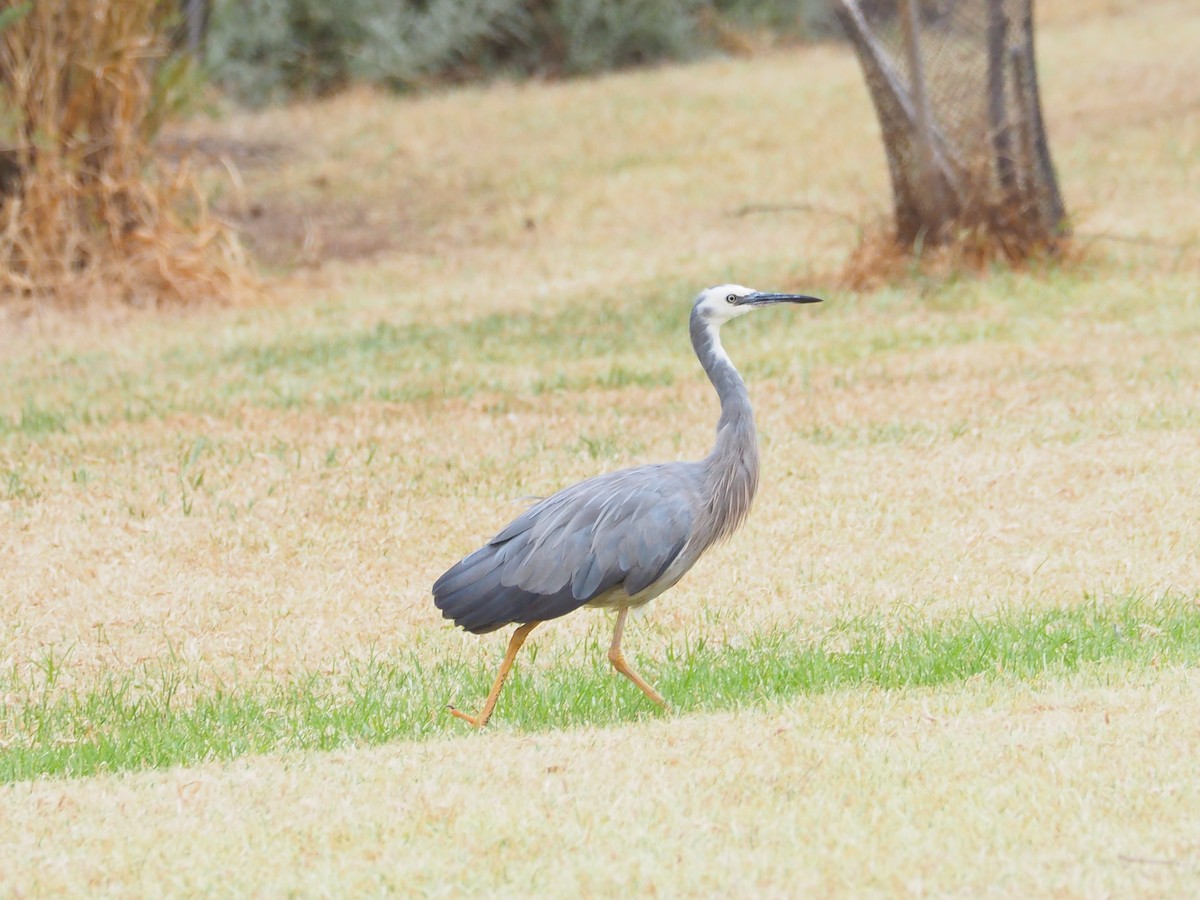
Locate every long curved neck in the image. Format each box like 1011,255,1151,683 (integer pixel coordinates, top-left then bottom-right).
689,308,760,542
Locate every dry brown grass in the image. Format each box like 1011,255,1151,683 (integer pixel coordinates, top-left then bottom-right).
0,2,1198,890
4,305,1200,688
837,218,1081,291
0,0,249,309
2,666,1198,894
3,0,1198,687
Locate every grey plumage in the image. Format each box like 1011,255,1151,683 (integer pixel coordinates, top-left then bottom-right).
434,463,701,633
433,283,822,726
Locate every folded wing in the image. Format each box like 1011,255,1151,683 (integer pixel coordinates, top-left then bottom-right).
433,463,699,634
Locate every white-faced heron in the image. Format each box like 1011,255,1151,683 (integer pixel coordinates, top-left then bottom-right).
433,284,822,726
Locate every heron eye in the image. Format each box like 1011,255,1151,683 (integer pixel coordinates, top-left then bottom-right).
725,293,737,304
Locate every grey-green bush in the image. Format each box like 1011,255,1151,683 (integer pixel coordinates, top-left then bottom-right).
547,0,705,74
206,0,837,106
206,0,375,104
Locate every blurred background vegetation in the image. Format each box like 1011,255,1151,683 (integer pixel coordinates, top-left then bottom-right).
0,0,838,307
1,0,1072,308
202,0,841,105
0,0,243,308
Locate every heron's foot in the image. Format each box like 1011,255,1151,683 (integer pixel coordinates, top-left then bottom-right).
642,694,671,715
608,648,668,710
606,607,669,712
446,704,487,728
445,621,541,731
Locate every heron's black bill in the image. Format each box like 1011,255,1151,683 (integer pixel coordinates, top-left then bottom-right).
741,292,823,307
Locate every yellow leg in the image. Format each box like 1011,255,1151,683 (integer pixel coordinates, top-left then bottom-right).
449,621,540,728
607,607,667,709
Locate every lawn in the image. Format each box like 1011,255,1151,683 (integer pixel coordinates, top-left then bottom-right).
1,0,1199,894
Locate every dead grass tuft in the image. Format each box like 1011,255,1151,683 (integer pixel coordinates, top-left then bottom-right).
838,213,1079,292
0,0,253,310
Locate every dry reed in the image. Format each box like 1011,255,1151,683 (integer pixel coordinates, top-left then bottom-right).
0,0,249,308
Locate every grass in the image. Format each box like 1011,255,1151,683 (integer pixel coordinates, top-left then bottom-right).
0,2,1198,894
4,665,1200,896
0,6,1195,696
0,275,1051,433
3,594,1196,783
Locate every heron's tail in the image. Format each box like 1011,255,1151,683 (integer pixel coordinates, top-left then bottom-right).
436,544,564,635
433,542,588,634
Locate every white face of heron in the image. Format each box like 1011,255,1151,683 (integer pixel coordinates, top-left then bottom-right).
693,284,759,325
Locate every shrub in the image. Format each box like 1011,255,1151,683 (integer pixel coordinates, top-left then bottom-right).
0,0,247,308
206,0,531,104
206,0,839,106
534,0,707,75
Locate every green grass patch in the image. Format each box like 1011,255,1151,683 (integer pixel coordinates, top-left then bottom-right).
4,268,1131,442
1,595,1197,783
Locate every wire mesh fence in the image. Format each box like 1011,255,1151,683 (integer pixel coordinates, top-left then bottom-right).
835,0,1067,251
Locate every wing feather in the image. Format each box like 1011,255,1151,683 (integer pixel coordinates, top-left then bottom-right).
433,463,700,633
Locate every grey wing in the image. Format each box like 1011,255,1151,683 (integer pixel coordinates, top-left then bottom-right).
432,464,700,634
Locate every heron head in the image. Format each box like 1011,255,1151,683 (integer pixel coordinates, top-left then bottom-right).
693,283,823,325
